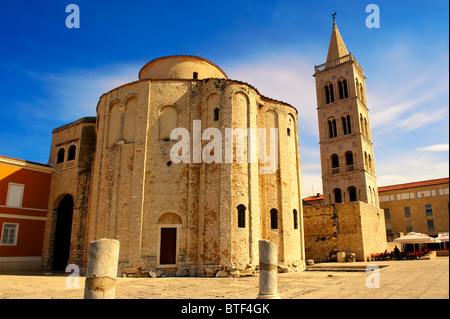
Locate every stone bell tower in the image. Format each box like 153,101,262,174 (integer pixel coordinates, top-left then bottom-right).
313,17,379,207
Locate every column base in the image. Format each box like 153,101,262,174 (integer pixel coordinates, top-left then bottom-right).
257,293,281,299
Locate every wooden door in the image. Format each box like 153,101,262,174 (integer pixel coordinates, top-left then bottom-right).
160,228,177,265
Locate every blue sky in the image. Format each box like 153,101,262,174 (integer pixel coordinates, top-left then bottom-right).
0,0,448,197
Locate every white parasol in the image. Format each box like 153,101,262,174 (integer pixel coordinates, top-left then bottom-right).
393,232,441,244
437,233,449,242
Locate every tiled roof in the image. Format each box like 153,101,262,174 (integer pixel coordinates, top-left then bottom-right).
378,178,449,192
0,154,51,168
303,194,324,201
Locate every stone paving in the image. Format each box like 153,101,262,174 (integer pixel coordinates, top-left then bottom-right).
0,257,448,299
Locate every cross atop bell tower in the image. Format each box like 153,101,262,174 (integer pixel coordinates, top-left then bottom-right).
313,19,379,207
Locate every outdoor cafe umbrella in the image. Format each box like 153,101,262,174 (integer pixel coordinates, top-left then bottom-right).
437,233,449,249
394,232,441,251
437,233,449,242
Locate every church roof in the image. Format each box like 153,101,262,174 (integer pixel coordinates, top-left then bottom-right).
326,21,348,62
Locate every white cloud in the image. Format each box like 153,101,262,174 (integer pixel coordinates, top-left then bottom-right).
368,44,449,135
418,144,449,152
397,108,447,131
22,62,142,123
225,53,318,132
376,149,449,187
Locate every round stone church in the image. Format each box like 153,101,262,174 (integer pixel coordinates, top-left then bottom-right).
42,55,305,276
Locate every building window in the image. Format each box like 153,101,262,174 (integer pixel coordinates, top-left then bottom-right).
404,207,411,219
287,128,291,136
6,183,24,208
334,188,342,204
364,118,368,138
345,151,354,172
328,119,337,138
346,115,351,133
237,205,246,228
331,154,339,174
384,208,391,220
293,209,298,229
270,209,278,229
385,222,392,234
1,223,19,246
193,72,198,79
348,186,357,202
343,79,348,98
325,84,335,104
338,79,348,100
425,204,433,216
214,108,220,121
427,220,435,232
57,148,65,164
67,145,76,161
342,116,348,135
405,220,413,233
338,80,344,100
360,83,364,103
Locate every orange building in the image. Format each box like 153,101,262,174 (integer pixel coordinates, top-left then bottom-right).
0,155,53,271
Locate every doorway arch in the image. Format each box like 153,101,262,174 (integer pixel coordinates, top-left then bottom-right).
52,194,74,270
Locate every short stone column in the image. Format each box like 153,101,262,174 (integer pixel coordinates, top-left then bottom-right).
257,239,280,299
84,238,120,299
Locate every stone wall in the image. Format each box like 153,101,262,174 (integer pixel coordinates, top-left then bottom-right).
303,201,386,262
42,119,96,272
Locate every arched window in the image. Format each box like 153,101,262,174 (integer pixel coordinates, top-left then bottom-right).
364,118,369,138
360,114,364,135
334,189,342,203
331,154,339,174
329,84,335,102
270,209,278,229
328,119,337,138
343,79,348,98
342,116,348,135
67,145,76,161
293,209,298,229
214,108,219,121
355,78,359,97
338,80,344,100
193,72,198,79
328,120,333,138
237,205,246,228
159,106,179,140
338,79,348,100
57,148,65,164
368,154,373,173
346,115,351,134
348,186,357,202
324,83,335,104
364,152,368,170
345,151,354,171
360,83,364,103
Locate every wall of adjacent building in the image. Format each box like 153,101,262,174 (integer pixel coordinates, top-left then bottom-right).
0,156,52,271
379,181,449,237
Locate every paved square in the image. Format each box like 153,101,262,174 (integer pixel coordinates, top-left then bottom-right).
0,257,447,299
